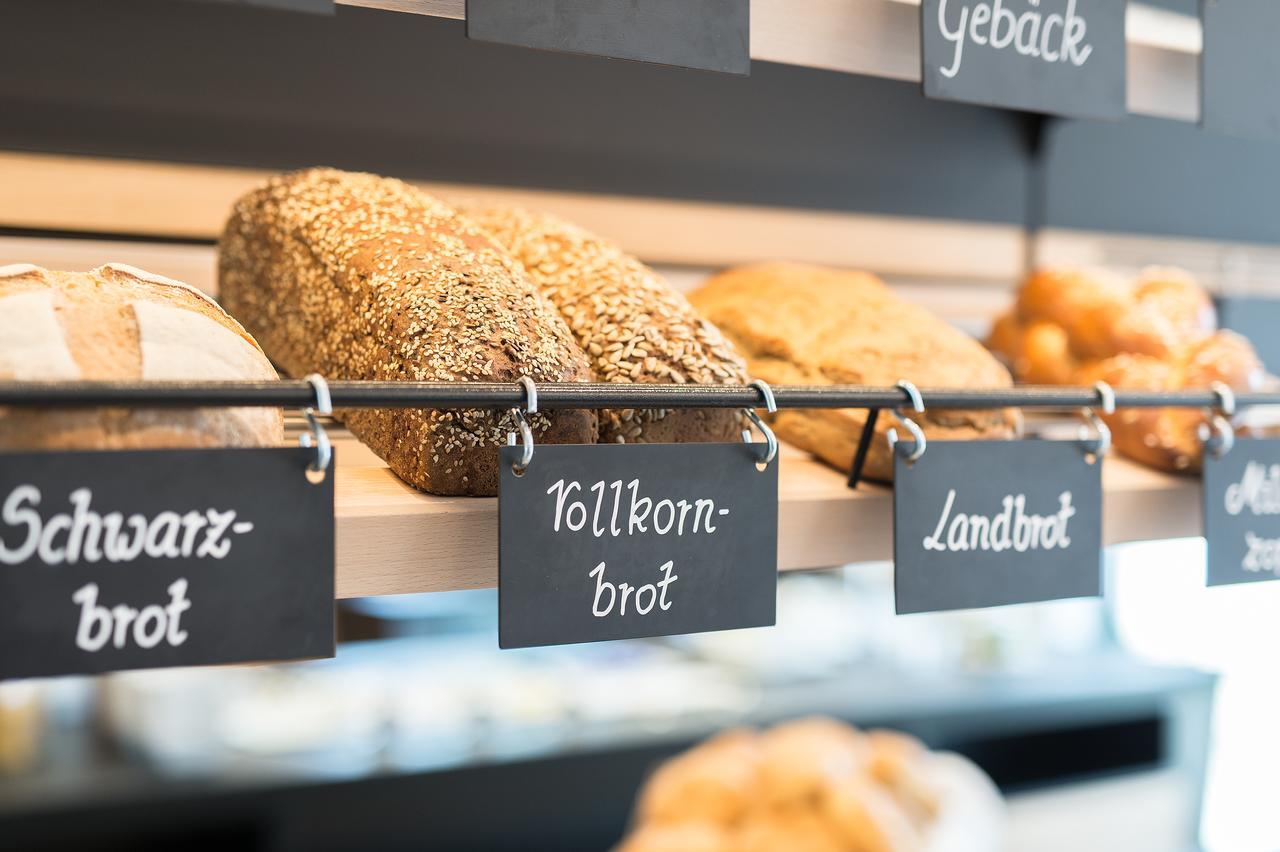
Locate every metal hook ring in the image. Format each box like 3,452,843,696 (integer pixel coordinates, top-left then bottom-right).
741,409,778,467
887,379,926,463
507,408,535,473
895,379,925,413
1078,408,1112,460
518,376,539,415
1199,413,1236,459
1093,380,1116,415
1210,381,1237,417
749,378,778,414
299,374,332,479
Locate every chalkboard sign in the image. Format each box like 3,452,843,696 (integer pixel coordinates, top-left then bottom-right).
1216,296,1280,374
1203,438,1280,586
1201,0,1280,139
0,447,335,679
184,0,333,13
466,0,750,75
498,442,776,648
894,440,1103,614
920,0,1126,120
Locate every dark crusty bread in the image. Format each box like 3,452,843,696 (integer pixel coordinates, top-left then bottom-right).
464,206,749,445
217,168,597,496
0,262,282,449
689,263,1019,483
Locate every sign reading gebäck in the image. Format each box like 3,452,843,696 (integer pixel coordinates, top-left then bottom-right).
894,439,1103,614
498,442,777,648
920,0,1126,120
0,447,335,679
1203,438,1280,586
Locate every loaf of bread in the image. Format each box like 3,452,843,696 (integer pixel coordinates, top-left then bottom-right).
463,206,749,444
688,263,1019,483
218,168,597,496
620,718,974,852
988,266,1268,473
0,262,282,449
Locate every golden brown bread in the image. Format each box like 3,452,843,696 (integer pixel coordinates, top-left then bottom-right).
689,263,1019,482
464,205,749,445
217,169,598,496
623,718,947,852
0,262,282,449
989,266,1267,473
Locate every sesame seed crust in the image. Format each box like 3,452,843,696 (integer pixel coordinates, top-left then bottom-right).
217,168,597,496
464,206,749,445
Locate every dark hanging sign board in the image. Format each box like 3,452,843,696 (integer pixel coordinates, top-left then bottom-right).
893,440,1103,614
183,0,334,12
1216,296,1280,374
1203,438,1280,586
466,0,750,75
920,0,1126,120
0,448,335,680
498,442,777,649
1201,0,1280,139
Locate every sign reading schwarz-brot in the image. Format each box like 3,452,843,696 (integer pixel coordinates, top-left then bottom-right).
1203,438,1280,586
921,0,1126,120
0,448,335,679
498,443,777,648
894,440,1103,614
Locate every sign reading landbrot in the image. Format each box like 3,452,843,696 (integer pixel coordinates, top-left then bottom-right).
1204,438,1280,586
920,0,1126,120
498,442,777,648
893,439,1103,613
0,447,334,679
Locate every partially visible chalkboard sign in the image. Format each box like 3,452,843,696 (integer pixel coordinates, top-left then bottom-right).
0,448,335,679
1203,438,1280,586
183,0,334,13
894,440,1103,614
1216,296,1280,374
1201,0,1280,139
466,0,750,75
920,0,1126,120
498,442,776,648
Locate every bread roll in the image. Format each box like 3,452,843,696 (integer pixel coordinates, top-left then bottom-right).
689,263,1019,483
218,169,597,496
989,265,1269,473
0,263,282,449
464,206,749,444
636,729,761,826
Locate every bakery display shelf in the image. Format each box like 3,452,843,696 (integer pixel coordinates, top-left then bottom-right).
321,424,1200,599
339,0,1202,122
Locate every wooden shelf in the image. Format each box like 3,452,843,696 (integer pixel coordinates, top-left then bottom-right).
337,0,1202,123
326,426,1202,599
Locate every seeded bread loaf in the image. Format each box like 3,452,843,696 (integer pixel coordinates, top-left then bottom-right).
0,262,282,449
218,168,597,496
464,206,749,445
689,263,1019,483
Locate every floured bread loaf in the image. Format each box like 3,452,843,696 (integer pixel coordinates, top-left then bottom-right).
0,263,282,449
464,205,749,445
218,169,597,496
689,263,1019,483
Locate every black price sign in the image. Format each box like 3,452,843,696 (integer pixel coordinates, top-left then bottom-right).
920,0,1126,120
893,440,1103,614
1201,0,1280,139
0,448,335,679
1203,438,1280,586
466,0,750,75
498,442,777,648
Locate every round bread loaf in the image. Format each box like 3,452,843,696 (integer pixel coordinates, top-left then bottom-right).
0,262,282,449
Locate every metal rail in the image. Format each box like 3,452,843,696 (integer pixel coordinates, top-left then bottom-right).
0,380,1274,411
